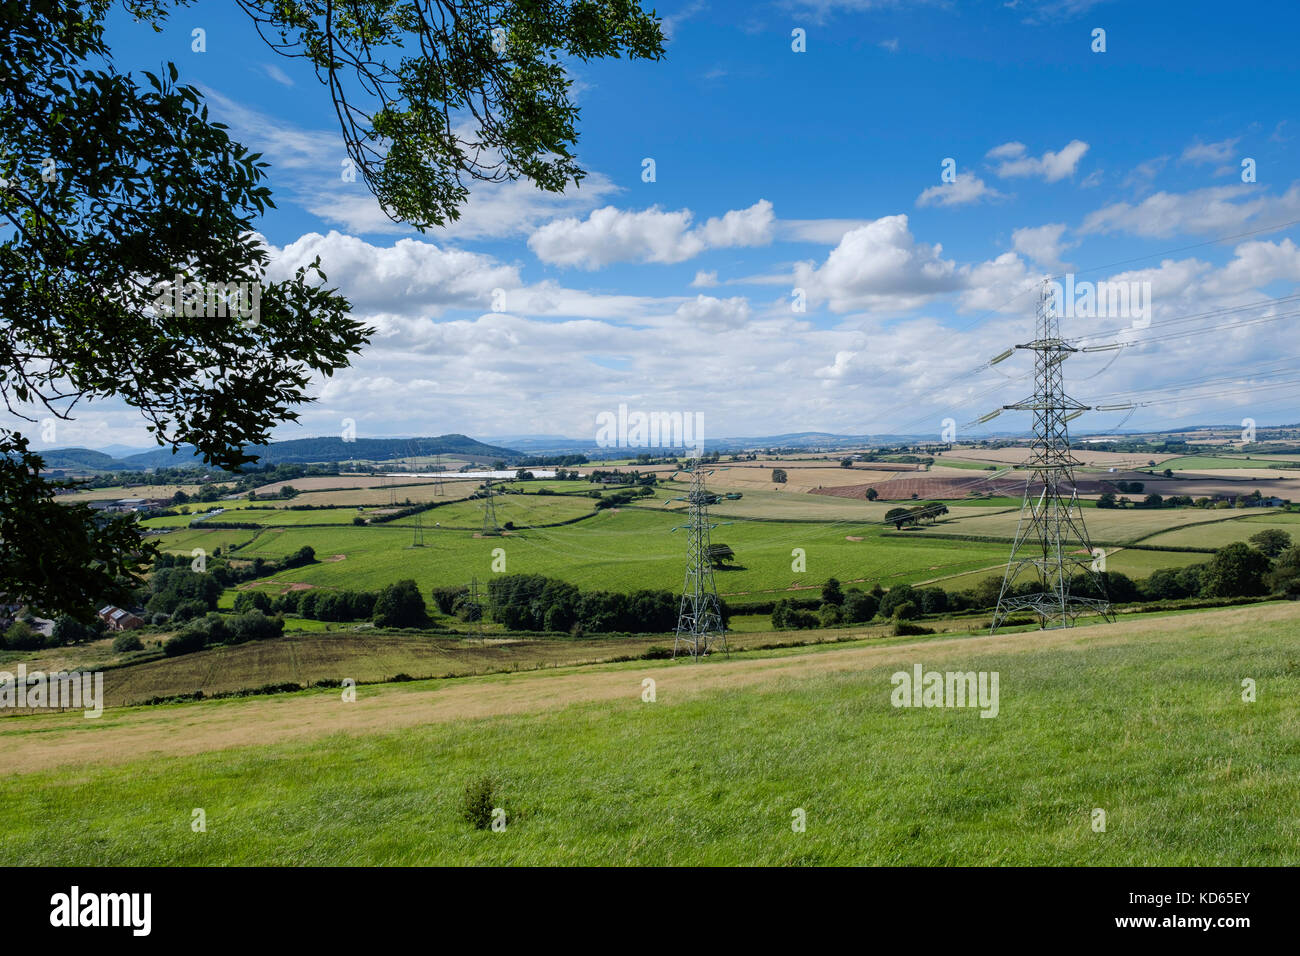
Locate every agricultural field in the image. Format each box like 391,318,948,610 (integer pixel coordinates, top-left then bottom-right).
1158,455,1300,471
227,507,1012,608
900,505,1281,546
132,476,1281,611
2,601,1297,865
56,483,205,502
923,547,1210,593
1139,511,1300,550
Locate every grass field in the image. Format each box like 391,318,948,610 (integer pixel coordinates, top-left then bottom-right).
2,601,1296,865
225,507,1012,606
1138,512,1300,549
903,505,1280,545
134,480,1285,607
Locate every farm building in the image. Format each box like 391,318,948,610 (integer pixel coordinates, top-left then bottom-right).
97,606,144,631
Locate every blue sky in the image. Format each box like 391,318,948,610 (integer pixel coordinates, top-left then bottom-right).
21,0,1300,450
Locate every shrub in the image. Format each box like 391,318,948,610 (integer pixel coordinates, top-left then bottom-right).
163,628,208,657
818,602,844,626
229,611,284,643
233,591,272,614
2,620,44,650
171,599,209,623
112,633,144,653
461,775,499,830
431,585,467,614
891,600,920,621
879,584,918,618
894,621,935,637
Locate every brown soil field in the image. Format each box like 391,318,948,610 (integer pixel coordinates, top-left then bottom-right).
938,448,1178,468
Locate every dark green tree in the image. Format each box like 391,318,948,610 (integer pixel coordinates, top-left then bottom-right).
373,579,428,628
1200,543,1271,598
1249,529,1292,558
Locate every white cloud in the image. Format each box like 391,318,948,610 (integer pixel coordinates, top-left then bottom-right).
793,215,963,312
916,173,1007,208
779,219,876,243
527,200,774,269
989,139,1090,182
1181,137,1241,166
985,141,1027,161
691,270,719,288
261,63,294,87
674,295,752,330
1080,182,1300,239
1012,223,1073,269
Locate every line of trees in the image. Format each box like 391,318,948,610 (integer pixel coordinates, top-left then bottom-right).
772,532,1300,632
485,573,699,634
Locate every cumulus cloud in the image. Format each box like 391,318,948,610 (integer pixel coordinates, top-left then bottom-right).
1012,223,1073,269
527,200,775,269
793,215,963,312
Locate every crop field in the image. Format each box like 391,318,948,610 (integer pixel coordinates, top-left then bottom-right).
2,601,1297,865
1139,512,1300,549
58,483,204,502
284,481,482,507
1160,455,1299,471
902,506,1280,545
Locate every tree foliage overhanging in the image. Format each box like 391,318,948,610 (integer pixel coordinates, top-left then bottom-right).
0,0,664,617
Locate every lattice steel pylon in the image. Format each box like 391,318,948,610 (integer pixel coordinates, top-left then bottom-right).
671,460,727,659
991,279,1115,633
481,480,500,535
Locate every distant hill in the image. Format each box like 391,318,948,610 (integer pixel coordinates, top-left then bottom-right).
40,434,521,472
35,447,124,471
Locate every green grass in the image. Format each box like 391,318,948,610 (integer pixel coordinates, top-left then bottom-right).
2,605,1296,864
231,507,1010,607
1140,512,1300,549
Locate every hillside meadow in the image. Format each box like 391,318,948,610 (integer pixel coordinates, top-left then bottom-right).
1,601,1296,865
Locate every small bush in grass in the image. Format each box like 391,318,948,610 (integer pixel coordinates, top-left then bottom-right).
893,620,935,637
642,645,672,659
461,775,499,830
112,633,144,653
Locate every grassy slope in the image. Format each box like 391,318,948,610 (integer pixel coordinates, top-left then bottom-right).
2,602,1297,865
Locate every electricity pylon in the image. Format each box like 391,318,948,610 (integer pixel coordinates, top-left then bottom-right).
411,510,425,547
481,480,500,535
670,460,727,659
991,279,1113,632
